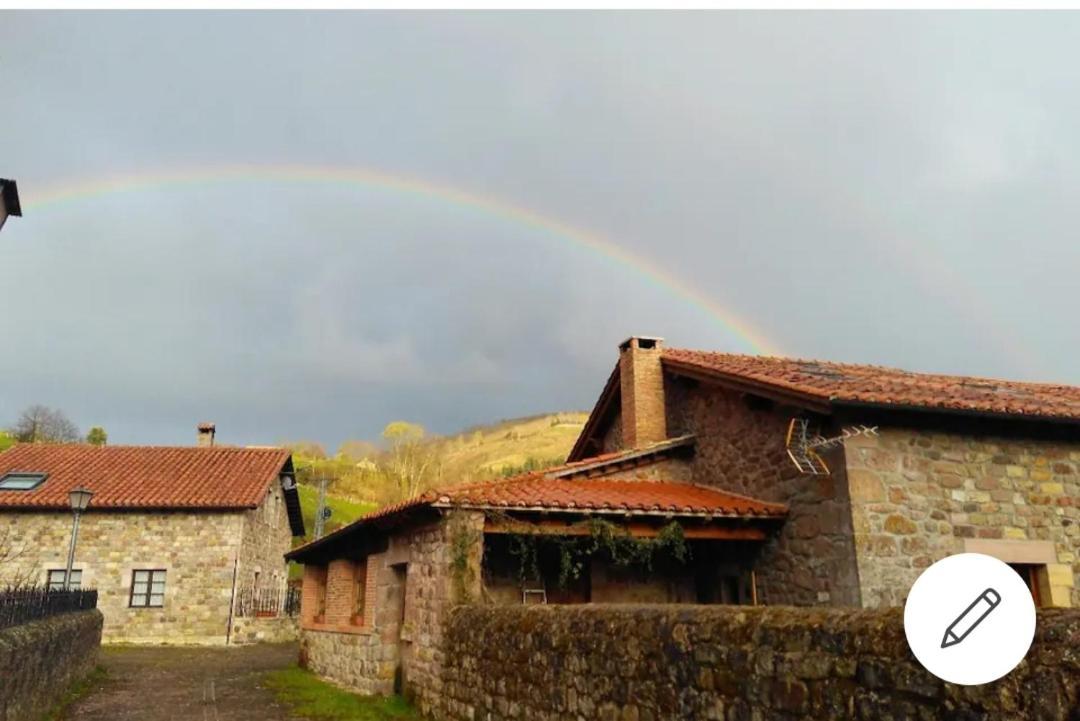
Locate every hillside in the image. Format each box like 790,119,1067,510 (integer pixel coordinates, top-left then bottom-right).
430,411,588,481
288,412,588,577
294,411,588,508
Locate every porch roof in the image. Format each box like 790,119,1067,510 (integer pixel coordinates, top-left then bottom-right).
431,477,787,518
286,470,785,564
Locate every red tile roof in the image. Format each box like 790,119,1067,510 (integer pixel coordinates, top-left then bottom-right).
662,349,1080,422
432,476,787,517
0,444,291,510
287,460,785,562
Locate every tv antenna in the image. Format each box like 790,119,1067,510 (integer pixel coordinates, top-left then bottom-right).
785,418,878,475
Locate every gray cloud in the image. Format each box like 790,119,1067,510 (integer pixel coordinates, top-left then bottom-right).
1,11,1077,449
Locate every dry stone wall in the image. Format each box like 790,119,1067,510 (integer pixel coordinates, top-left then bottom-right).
0,610,102,721
437,604,1080,721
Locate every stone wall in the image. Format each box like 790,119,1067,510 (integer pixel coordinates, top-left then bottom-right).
0,510,243,644
298,511,484,708
664,380,862,607
235,482,295,602
0,610,102,721
0,489,294,644
229,615,298,645
846,428,1079,608
436,604,1080,721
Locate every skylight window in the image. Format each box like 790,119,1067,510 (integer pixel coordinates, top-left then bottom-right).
0,472,47,490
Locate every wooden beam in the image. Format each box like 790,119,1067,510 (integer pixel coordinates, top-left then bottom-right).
484,518,768,541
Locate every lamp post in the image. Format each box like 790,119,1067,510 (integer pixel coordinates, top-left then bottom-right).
64,487,93,591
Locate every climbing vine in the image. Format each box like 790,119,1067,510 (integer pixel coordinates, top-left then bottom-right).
496,515,691,589
448,513,483,603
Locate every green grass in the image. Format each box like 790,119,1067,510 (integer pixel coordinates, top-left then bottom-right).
263,666,420,720
43,665,108,720
291,486,376,579
296,484,376,541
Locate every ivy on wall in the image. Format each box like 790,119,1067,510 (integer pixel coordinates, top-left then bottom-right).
501,516,690,589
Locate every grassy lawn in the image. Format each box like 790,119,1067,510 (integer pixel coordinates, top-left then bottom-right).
263,666,420,721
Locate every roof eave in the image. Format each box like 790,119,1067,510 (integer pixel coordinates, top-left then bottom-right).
432,501,787,520
661,357,833,414
567,362,622,462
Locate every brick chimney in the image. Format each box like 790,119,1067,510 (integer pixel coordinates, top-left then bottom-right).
618,336,668,449
197,422,216,447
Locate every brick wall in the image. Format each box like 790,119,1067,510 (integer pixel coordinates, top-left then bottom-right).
435,604,1080,721
664,379,862,607
846,427,1079,608
619,338,668,448
0,610,102,721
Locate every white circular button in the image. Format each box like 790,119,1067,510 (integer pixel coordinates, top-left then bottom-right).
903,553,1036,685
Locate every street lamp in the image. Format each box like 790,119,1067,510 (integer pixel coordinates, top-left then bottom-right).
64,486,93,591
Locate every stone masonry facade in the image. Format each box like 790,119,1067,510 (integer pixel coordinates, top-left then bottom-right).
592,351,1079,609
0,488,293,644
665,379,861,608
845,428,1079,608
298,511,484,711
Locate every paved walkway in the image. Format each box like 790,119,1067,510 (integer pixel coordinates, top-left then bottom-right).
64,643,304,721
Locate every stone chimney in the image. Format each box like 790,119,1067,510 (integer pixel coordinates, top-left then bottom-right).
618,336,668,449
197,422,216,447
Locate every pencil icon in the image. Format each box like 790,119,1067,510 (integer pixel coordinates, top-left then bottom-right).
941,588,1001,648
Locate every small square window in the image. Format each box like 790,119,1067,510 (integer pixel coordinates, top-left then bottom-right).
47,569,81,590
0,472,47,490
130,569,166,608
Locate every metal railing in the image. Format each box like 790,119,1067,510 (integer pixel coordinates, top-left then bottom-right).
0,586,98,631
235,586,300,618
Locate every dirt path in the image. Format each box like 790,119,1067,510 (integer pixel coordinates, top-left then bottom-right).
64,643,304,721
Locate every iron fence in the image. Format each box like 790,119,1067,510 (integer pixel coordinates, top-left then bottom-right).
235,586,301,618
0,586,99,631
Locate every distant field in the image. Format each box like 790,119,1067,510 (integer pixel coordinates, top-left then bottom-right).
295,483,375,541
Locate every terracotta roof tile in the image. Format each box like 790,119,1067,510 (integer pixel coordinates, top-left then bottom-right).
288,459,786,561
0,444,291,510
433,475,787,517
663,349,1080,422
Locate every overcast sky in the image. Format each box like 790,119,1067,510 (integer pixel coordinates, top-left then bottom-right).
2,12,1078,449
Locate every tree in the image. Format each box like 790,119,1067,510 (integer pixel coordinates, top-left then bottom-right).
0,431,14,453
11,405,80,443
380,421,442,502
283,441,328,459
337,439,378,462
86,426,108,446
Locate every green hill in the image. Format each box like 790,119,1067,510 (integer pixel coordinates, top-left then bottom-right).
431,411,588,480
288,412,588,577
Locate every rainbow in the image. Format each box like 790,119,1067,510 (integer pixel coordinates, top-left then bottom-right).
24,164,781,355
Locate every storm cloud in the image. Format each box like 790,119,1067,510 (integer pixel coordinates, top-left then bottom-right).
1,12,1077,448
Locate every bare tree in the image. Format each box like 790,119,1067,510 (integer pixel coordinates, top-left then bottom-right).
11,405,80,443
380,421,442,502
0,525,35,586
12,405,79,444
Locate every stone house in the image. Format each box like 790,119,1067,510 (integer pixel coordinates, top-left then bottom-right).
287,336,1078,705
0,425,305,644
